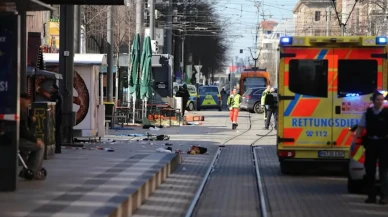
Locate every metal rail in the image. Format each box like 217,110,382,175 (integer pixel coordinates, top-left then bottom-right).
184,112,273,217
184,148,221,217
253,147,269,217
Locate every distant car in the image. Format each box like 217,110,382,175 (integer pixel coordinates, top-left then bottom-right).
240,87,277,113
197,85,222,111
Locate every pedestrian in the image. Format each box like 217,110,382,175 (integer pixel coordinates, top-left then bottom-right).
49,84,63,154
227,90,235,123
260,85,271,125
353,91,388,204
262,87,278,130
221,87,226,95
19,93,46,180
176,84,190,117
227,88,241,129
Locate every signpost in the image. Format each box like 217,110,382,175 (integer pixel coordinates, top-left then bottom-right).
194,65,202,73
0,14,20,192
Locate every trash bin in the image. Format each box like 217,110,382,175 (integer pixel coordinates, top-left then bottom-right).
104,102,115,128
31,101,56,159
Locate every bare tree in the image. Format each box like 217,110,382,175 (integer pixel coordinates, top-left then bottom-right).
81,5,135,54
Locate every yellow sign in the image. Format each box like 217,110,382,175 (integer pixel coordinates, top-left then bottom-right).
48,21,60,49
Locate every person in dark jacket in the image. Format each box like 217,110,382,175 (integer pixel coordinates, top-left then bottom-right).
262,87,278,130
19,93,45,180
353,91,388,204
176,84,190,117
49,84,63,154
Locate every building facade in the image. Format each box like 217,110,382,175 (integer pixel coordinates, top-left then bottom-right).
293,0,340,36
257,19,296,86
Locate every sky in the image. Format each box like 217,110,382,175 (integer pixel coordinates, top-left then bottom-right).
211,0,297,67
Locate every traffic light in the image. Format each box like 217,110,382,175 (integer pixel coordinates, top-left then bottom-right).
228,73,230,81
41,0,129,5
240,49,243,53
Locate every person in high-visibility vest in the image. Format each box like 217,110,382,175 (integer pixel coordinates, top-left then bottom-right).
227,91,234,122
227,88,242,129
260,85,271,125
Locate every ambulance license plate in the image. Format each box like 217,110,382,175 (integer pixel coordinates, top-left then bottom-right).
318,151,345,158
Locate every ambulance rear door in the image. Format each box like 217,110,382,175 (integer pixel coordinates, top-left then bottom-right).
279,47,334,148
331,48,385,149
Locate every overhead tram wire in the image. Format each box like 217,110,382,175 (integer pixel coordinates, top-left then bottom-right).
330,0,359,34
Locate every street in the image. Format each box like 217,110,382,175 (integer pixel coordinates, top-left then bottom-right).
133,110,388,217
2,110,388,217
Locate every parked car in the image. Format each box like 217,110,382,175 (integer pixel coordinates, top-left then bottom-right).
240,87,277,113
240,87,265,113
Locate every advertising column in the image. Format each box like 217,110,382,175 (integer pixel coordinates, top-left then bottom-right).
0,14,20,192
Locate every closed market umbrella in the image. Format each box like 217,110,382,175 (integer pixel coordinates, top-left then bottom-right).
129,33,141,124
140,36,153,119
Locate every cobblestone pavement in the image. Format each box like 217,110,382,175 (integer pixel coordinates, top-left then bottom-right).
256,145,388,217
132,111,263,217
192,145,261,217
131,147,218,217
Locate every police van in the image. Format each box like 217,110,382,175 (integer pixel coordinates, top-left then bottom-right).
197,85,222,111
277,36,388,174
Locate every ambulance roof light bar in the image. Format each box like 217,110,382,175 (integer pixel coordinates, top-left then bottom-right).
280,36,292,45
376,36,388,45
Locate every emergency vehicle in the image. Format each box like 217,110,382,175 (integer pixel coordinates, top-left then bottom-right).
173,83,197,111
277,36,388,174
197,85,222,111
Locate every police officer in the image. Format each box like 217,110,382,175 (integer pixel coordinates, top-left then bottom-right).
261,85,271,125
263,87,277,130
49,85,63,154
176,85,190,117
353,92,388,204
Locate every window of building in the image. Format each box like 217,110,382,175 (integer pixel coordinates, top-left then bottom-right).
289,59,328,97
337,60,378,98
315,11,321,21
264,43,272,49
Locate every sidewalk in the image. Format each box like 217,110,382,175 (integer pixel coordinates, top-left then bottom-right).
0,115,226,217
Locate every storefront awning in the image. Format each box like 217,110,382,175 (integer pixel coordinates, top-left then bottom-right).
27,66,63,79
1,0,56,11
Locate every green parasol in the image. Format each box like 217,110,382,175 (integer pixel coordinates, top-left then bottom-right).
140,36,153,100
129,33,141,100
128,34,141,124
139,36,153,121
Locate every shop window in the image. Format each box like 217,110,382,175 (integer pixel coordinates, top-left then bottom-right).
289,59,328,97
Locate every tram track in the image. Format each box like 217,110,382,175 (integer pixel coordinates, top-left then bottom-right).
184,112,274,217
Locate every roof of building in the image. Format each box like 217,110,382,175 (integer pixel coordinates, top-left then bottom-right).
260,20,278,30
2,0,56,11
43,53,107,66
293,0,332,13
